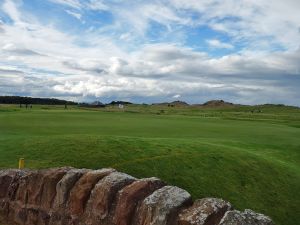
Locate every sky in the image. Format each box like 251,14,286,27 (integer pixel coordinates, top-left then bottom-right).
0,0,299,105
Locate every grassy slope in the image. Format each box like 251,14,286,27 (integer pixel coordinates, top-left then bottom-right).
0,104,299,225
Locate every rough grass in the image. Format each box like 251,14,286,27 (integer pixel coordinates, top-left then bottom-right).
0,104,299,225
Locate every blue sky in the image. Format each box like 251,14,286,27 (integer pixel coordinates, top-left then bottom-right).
0,0,300,105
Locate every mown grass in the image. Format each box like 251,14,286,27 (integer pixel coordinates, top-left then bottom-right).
0,104,299,225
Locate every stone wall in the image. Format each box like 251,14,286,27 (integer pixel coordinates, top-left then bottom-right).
0,167,274,225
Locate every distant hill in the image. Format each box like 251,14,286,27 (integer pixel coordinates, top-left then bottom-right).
1,96,298,109
153,100,189,107
201,100,235,107
79,101,105,108
107,101,133,105
0,96,77,105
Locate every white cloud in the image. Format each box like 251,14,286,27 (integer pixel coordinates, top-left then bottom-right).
119,33,132,41
49,0,82,9
206,39,234,49
46,0,300,51
49,0,109,11
0,0,300,105
170,0,300,50
109,2,191,37
65,10,82,20
87,0,109,11
2,0,22,23
2,43,42,55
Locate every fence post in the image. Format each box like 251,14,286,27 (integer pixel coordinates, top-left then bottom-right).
19,158,25,169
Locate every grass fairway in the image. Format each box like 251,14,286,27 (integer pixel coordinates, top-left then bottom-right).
0,104,299,225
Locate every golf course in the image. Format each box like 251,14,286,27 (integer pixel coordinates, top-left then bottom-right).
0,103,299,225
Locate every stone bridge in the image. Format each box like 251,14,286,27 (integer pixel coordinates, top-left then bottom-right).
0,167,274,225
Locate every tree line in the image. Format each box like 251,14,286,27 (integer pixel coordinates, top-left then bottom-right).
0,96,78,105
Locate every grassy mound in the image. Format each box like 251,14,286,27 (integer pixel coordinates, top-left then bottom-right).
0,105,299,225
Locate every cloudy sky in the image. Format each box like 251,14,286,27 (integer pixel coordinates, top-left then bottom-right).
0,0,300,105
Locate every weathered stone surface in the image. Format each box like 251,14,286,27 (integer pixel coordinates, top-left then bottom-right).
48,212,73,225
178,198,232,225
24,170,47,205
11,205,27,225
0,169,29,223
40,168,70,209
68,168,115,216
22,208,50,225
133,185,192,225
0,170,19,199
2,168,65,225
0,200,10,222
26,208,39,225
7,170,29,202
114,177,166,225
0,169,14,222
85,171,136,222
15,170,38,204
6,170,27,201
6,168,68,224
53,168,89,209
0,167,275,225
219,209,274,225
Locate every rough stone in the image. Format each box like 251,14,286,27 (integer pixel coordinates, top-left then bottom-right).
0,170,15,222
7,170,29,202
0,167,275,225
85,171,136,222
39,168,70,209
0,170,19,199
133,185,192,225
15,168,65,205
219,209,274,225
0,169,29,222
0,200,9,222
24,170,47,205
12,205,27,225
68,168,115,216
23,208,50,225
53,168,89,209
178,198,232,225
114,177,166,225
15,170,38,204
26,208,39,225
48,212,72,225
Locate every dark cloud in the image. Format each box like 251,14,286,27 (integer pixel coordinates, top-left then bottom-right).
62,61,106,74
2,47,43,56
0,68,24,75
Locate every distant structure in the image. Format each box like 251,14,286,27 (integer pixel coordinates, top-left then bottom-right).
118,104,124,109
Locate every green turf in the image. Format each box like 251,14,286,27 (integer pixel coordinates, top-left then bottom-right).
0,104,299,225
